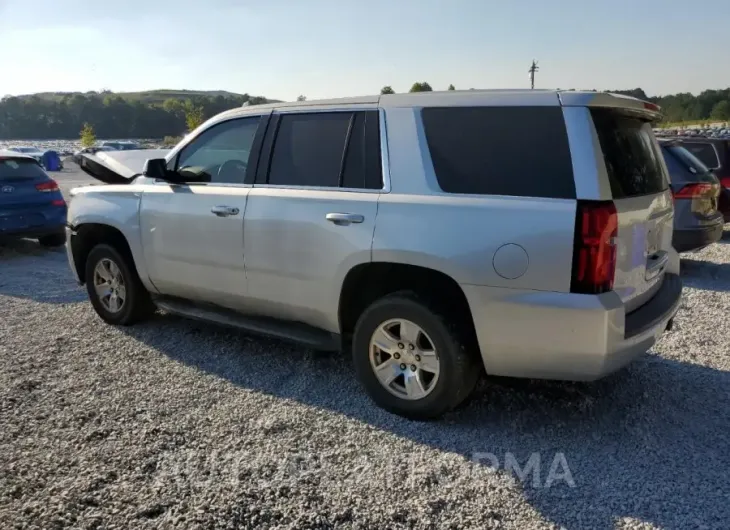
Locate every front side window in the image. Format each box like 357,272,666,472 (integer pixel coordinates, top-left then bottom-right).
267,113,352,187
176,116,261,184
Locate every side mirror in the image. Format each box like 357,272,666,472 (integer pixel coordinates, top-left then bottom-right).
143,158,186,183
143,158,170,180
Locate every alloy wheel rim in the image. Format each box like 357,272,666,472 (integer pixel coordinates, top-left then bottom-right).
93,258,126,313
369,318,440,400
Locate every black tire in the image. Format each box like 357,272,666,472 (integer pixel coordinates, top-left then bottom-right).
38,233,66,247
84,243,154,326
352,291,481,420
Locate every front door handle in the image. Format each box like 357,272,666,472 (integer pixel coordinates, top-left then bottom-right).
211,205,240,217
326,212,364,226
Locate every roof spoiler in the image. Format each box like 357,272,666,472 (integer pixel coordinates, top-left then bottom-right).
559,91,663,121
78,149,171,185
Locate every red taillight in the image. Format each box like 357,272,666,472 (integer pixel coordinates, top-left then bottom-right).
571,201,618,294
51,199,66,207
644,101,661,113
673,183,715,199
36,180,59,192
720,177,730,189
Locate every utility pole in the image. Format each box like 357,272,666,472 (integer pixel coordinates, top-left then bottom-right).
528,60,539,90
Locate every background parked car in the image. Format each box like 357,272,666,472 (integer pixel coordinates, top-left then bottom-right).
0,150,67,246
659,139,723,252
72,145,116,166
101,141,141,151
7,146,45,166
676,137,730,222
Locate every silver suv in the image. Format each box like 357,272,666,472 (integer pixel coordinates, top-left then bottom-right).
67,90,682,419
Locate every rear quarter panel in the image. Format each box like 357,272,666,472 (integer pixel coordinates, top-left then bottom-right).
373,107,576,291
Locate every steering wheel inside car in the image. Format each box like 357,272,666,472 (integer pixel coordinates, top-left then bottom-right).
216,159,247,183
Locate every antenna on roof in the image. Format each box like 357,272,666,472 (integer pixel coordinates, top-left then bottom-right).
528,60,539,90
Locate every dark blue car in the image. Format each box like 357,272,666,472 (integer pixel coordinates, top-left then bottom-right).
0,151,67,246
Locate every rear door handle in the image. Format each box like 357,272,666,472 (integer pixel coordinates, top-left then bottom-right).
326,212,364,225
211,205,240,217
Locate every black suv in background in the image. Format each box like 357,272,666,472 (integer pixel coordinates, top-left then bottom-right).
678,137,730,222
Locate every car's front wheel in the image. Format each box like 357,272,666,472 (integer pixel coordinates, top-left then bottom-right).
352,291,481,420
85,244,154,325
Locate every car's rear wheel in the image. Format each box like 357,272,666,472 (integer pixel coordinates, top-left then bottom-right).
352,291,481,420
85,244,154,325
38,233,66,247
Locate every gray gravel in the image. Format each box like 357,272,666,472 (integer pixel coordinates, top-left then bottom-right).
1,183,729,528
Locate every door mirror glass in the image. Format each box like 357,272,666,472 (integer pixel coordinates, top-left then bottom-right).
143,158,179,182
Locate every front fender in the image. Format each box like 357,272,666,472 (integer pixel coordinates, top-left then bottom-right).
68,187,155,292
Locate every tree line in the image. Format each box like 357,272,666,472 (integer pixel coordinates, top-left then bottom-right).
0,92,269,140
1,85,729,140
612,88,730,123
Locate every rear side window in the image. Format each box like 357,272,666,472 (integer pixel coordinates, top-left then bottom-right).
267,111,382,189
0,158,46,180
268,113,351,187
591,109,668,198
682,142,720,169
421,106,576,199
340,111,382,189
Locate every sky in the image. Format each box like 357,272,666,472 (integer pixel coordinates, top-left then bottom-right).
1,0,728,101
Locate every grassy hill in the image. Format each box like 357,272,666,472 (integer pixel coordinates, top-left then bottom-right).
18,89,263,104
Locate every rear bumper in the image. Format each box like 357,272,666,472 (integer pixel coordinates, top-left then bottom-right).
462,273,682,381
673,222,724,252
0,224,65,240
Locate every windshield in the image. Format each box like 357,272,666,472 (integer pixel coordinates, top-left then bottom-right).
15,147,40,153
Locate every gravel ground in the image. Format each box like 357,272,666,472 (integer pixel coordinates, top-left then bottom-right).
1,180,729,528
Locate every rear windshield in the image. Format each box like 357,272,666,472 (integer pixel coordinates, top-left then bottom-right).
421,106,576,199
663,145,710,175
0,158,46,180
591,109,668,198
681,142,720,169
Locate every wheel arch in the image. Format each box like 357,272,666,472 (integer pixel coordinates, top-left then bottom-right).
70,223,140,285
338,261,479,353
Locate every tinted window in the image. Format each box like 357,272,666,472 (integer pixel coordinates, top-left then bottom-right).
268,113,351,187
0,158,46,180
664,145,710,175
341,111,383,189
591,109,668,198
682,142,720,169
176,117,260,184
421,106,575,198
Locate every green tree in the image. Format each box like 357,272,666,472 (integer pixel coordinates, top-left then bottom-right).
297,95,307,101
710,101,730,121
409,82,433,93
183,101,205,131
380,86,395,95
80,122,96,147
448,84,455,91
